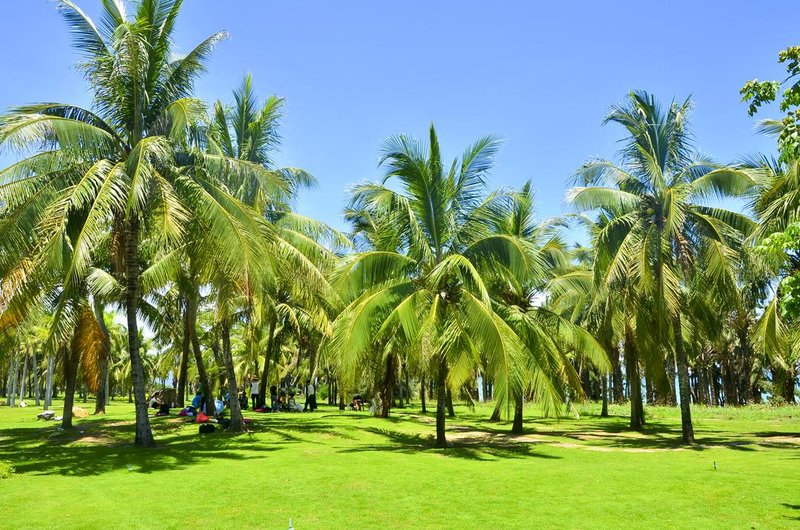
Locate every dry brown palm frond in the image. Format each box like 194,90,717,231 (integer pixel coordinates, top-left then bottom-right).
72,305,108,394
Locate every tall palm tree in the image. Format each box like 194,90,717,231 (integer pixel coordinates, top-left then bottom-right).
0,0,280,445
488,182,609,433
204,75,343,425
331,124,531,447
568,91,755,443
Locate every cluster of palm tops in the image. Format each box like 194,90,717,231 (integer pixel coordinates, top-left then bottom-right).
1,1,798,449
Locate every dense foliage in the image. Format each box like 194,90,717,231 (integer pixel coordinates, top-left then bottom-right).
1,0,798,447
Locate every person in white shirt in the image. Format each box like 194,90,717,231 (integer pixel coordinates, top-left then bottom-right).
303,380,317,412
250,378,260,410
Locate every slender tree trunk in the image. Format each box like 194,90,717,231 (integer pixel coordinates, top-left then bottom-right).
435,360,447,448
489,402,502,422
44,353,54,410
511,394,524,434
420,375,427,414
783,364,797,404
210,333,225,394
93,300,110,414
124,219,155,447
601,374,609,417
62,344,79,429
32,351,40,407
221,319,244,432
10,353,19,407
5,353,15,406
258,315,277,405
674,315,695,444
308,344,319,384
380,353,396,418
176,295,190,409
624,324,644,430
18,351,28,405
104,364,110,407
186,286,214,413
645,373,654,405
446,388,455,418
403,361,411,407
612,349,624,403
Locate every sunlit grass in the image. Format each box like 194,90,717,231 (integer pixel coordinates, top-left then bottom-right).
1,400,798,529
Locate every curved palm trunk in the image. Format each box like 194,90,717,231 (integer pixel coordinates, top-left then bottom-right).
624,323,644,430
93,300,110,414
435,360,447,448
221,319,244,432
674,314,694,444
489,403,502,422
511,393,524,434
125,220,155,446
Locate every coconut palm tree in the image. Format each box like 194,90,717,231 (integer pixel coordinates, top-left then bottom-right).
568,91,756,443
0,1,299,444
204,76,344,423
487,182,609,433
331,124,532,447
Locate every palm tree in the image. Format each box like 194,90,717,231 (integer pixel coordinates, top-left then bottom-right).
0,1,298,444
568,91,756,443
331,124,532,447
204,76,342,426
488,182,609,433
746,156,800,402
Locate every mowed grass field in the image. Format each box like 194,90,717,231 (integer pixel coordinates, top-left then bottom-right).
0,399,798,529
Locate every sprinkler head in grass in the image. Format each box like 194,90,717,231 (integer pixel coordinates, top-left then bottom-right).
713,461,717,470
288,518,294,530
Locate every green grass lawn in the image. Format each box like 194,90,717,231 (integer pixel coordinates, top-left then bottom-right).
1,399,798,529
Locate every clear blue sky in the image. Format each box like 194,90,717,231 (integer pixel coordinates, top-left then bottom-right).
0,0,794,235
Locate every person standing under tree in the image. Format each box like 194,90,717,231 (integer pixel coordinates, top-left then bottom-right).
304,380,317,412
250,378,260,410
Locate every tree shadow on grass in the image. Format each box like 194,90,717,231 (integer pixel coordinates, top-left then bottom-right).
336,427,561,461
781,503,800,521
0,419,281,477
445,418,795,452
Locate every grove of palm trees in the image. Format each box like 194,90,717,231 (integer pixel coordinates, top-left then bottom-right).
1,1,798,528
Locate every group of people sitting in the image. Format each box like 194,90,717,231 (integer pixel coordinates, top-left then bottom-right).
147,378,370,418
248,379,318,413
148,390,171,417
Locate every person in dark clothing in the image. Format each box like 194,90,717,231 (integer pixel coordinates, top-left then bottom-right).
303,380,317,412
270,385,278,412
